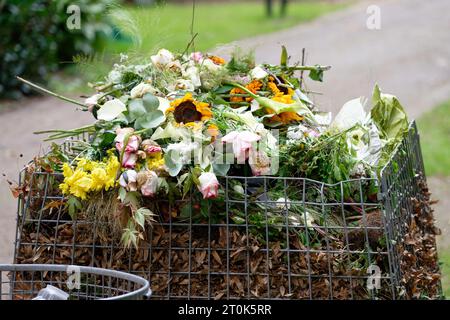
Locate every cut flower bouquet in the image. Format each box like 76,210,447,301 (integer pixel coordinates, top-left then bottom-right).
19,47,409,248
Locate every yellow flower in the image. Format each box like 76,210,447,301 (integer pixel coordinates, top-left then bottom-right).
76,158,94,172
59,153,121,198
166,93,212,124
104,154,120,190
146,152,165,171
64,169,92,200
266,80,301,124
90,167,107,192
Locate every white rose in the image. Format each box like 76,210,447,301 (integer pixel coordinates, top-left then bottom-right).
130,82,157,99
151,49,174,68
250,65,268,80
202,58,222,72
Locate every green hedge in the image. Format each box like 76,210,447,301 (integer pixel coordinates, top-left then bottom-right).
0,0,117,99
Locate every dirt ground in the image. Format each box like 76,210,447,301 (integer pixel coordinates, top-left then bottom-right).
1,0,449,263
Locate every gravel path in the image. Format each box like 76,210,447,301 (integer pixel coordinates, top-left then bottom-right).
1,0,449,262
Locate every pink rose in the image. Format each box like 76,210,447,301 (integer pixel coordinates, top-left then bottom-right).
139,170,159,197
141,139,162,154
115,128,141,153
198,172,219,199
221,131,261,164
122,152,138,169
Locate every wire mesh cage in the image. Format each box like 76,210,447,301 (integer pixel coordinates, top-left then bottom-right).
0,264,150,300
12,121,441,300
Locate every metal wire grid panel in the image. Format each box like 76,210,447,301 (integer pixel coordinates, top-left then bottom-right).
379,121,442,298
0,264,150,300
12,121,436,299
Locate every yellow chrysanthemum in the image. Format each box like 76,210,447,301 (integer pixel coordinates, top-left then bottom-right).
166,93,212,124
90,167,107,192
77,158,94,172
104,155,120,190
63,169,92,200
59,153,121,198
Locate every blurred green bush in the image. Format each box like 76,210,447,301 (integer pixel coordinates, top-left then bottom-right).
0,0,117,99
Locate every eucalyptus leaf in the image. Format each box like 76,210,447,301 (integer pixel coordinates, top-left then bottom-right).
142,93,160,112
128,99,146,121
164,150,183,177
135,110,165,130
213,163,231,177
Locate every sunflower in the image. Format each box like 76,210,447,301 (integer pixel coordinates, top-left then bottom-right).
166,93,212,124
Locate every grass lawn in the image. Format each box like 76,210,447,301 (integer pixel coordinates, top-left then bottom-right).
439,250,450,299
416,100,450,176
49,1,349,94
417,100,450,298
107,1,350,54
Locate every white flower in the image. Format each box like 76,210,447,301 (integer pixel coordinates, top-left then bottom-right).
174,79,195,91
198,172,219,199
138,170,159,197
97,98,127,121
221,131,261,164
130,82,157,99
119,170,137,192
250,65,268,80
183,66,202,88
249,150,271,176
202,58,222,72
166,141,199,164
151,49,174,68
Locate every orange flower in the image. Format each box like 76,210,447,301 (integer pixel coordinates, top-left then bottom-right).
230,80,263,104
264,79,301,124
208,55,226,65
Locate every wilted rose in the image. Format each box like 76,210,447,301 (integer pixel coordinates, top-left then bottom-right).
198,172,219,199
221,130,261,164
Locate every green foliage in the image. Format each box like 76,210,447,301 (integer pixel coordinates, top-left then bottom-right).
417,100,450,176
371,84,409,168
0,0,116,99
439,249,450,299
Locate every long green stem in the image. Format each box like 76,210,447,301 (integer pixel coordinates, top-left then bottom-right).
16,76,86,107
290,65,331,71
